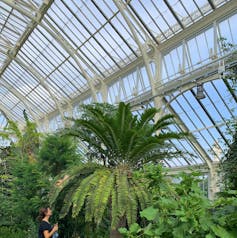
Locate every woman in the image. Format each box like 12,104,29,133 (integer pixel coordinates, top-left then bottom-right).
38,207,59,238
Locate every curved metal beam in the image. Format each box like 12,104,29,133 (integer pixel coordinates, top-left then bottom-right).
0,109,9,123
113,0,158,98
14,57,65,120
40,20,98,102
0,80,38,122
0,0,54,78
0,103,14,121
163,98,213,166
0,0,35,19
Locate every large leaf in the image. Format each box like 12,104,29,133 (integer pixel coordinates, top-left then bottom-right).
140,206,157,221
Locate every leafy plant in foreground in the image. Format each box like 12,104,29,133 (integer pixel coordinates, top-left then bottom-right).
120,167,236,238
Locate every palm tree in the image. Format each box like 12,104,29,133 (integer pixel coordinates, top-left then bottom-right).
51,102,187,237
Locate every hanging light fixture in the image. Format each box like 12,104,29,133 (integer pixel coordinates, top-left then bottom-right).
196,83,206,100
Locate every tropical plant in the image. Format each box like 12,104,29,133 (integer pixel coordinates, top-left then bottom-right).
0,111,48,234
222,124,237,189
119,167,236,238
0,227,26,238
0,147,13,227
66,102,186,167
39,134,82,176
51,102,187,237
10,159,49,228
0,109,40,161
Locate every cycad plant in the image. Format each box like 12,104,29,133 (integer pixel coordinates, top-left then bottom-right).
52,102,187,238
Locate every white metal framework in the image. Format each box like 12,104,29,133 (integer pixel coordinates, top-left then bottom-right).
1,0,237,197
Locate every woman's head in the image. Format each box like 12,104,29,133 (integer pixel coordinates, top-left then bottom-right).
38,207,52,221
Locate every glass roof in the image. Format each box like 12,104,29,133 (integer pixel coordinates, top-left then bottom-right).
0,0,236,168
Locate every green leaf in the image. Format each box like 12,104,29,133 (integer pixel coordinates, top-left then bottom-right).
211,225,235,238
140,206,157,221
144,224,154,236
206,234,215,238
118,227,129,235
129,223,141,234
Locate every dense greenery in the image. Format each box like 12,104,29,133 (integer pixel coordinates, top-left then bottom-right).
0,111,81,237
39,134,81,176
222,124,237,189
0,111,46,234
0,103,236,237
119,166,237,238
51,102,187,237
0,227,26,238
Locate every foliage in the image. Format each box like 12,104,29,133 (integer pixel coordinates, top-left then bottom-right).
65,102,187,167
0,109,40,161
214,190,237,235
222,124,237,189
51,163,150,233
0,147,13,226
219,37,237,87
52,102,187,237
0,227,26,238
39,134,82,176
59,208,110,238
0,111,49,233
8,158,49,229
64,166,147,225
119,166,236,238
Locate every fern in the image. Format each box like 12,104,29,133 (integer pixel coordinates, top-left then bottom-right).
126,182,138,226
92,170,114,225
72,172,99,217
117,169,128,218
131,178,150,211
111,189,120,229
50,163,99,207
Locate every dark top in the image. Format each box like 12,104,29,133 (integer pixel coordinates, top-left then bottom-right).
38,220,52,238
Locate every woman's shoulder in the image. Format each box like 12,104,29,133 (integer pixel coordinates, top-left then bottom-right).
39,220,51,229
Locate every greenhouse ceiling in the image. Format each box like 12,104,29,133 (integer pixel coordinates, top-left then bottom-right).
0,0,237,168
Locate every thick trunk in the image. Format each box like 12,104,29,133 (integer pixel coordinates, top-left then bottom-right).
110,216,126,238
110,229,122,238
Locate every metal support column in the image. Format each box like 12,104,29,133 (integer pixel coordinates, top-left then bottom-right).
113,0,161,108
213,21,218,59
208,162,220,200
100,80,108,102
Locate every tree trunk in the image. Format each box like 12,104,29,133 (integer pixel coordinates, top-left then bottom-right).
110,216,126,238
110,229,122,238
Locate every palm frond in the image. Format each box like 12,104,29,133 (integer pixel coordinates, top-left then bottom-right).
138,108,158,128
131,178,151,210
116,169,129,218
125,179,138,226
72,172,99,217
59,177,83,218
5,120,23,141
0,132,10,140
111,189,120,229
50,163,99,206
84,169,114,224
